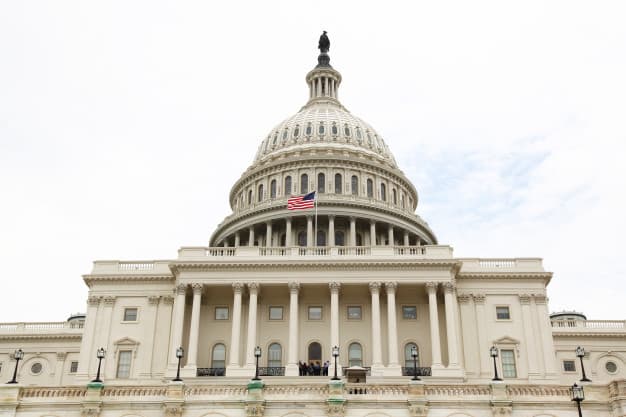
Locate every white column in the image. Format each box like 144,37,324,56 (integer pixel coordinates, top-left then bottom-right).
370,221,376,246
170,284,187,365
248,227,255,247
140,296,160,378
404,231,409,246
76,296,100,381
473,294,489,377
245,283,260,367
369,282,383,367
234,232,240,247
426,282,442,367
329,282,341,376
328,215,335,246
223,240,229,247
187,283,202,368
416,236,422,246
286,218,292,247
324,77,329,96
286,282,300,376
266,222,272,247
443,283,459,367
388,225,394,246
307,216,313,247
55,352,67,385
349,217,356,246
520,294,539,378
228,282,243,368
385,282,400,368
534,294,557,377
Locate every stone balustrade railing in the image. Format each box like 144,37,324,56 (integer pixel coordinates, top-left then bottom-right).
551,319,626,330
0,321,84,332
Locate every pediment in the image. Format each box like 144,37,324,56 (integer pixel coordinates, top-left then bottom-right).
113,337,140,346
494,336,520,345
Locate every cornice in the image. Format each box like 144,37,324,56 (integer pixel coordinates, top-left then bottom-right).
83,274,175,286
169,259,460,275
0,334,82,341
457,272,553,282
551,331,626,338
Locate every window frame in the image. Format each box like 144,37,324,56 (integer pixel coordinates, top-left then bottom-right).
563,360,576,373
122,307,139,322
267,343,282,367
496,306,511,320
70,361,79,373
334,173,342,194
317,173,325,193
116,350,133,379
402,305,417,320
347,305,362,320
268,306,284,321
215,306,230,321
500,349,517,378
212,343,226,369
348,342,363,367
307,306,323,321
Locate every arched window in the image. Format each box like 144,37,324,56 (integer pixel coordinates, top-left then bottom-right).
356,127,362,143
301,174,308,194
258,184,264,202
318,123,325,136
344,124,351,137
298,231,307,247
404,343,419,368
335,230,345,247
351,175,358,195
335,174,342,194
248,189,253,205
293,125,300,138
331,123,338,135
268,343,282,367
270,180,277,199
284,176,292,196
348,342,363,367
318,173,325,193
366,179,373,198
381,183,386,201
401,194,405,208
308,342,322,363
282,129,288,142
317,230,326,247
306,123,312,136
392,188,397,205
212,343,226,369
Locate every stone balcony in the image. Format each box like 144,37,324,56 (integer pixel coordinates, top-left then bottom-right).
0,321,84,335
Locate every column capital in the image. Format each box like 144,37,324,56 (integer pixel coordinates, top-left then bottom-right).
248,282,260,295
443,282,456,293
369,281,381,294
288,281,300,293
328,214,335,220
384,281,397,292
457,293,471,304
425,282,439,293
533,294,547,304
56,352,67,361
103,296,116,306
87,296,101,306
174,284,187,295
329,281,341,293
232,282,244,294
162,295,174,305
148,296,161,305
370,220,376,226
519,294,531,305
191,283,203,295
473,293,486,304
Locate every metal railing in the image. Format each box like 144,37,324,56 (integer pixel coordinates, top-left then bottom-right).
196,368,226,377
257,367,285,376
401,366,432,376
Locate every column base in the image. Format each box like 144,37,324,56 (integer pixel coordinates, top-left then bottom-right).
369,364,401,377
285,363,299,377
430,364,465,379
226,365,255,378
180,365,197,378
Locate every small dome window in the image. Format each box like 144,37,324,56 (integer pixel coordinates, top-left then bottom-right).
344,125,351,137
293,125,300,138
331,123,338,135
606,361,618,373
31,362,43,375
282,129,288,141
367,132,373,147
306,123,312,136
356,127,362,140
273,133,279,146
318,123,325,136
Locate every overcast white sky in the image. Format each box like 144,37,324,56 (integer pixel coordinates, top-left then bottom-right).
1,1,625,322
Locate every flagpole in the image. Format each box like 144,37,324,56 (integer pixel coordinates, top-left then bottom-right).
314,191,318,248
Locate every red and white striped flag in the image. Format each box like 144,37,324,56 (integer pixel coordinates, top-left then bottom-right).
287,191,316,210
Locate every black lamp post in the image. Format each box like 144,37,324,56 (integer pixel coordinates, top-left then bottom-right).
576,346,591,382
411,345,420,381
490,346,502,381
7,349,24,384
172,346,184,382
253,346,262,380
331,345,340,380
91,347,105,383
571,383,584,417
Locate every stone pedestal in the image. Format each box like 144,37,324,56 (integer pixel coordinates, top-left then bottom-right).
407,380,429,417
246,380,265,417
81,382,104,417
327,380,346,417
163,381,184,417
0,384,20,417
490,382,512,416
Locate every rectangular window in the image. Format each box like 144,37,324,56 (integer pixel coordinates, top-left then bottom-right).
70,361,79,373
123,308,138,322
496,306,511,320
501,349,517,378
308,306,322,320
347,306,362,320
269,306,283,320
116,351,132,378
563,360,576,372
402,306,417,320
215,307,229,320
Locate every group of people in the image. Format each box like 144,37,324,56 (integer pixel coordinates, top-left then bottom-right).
298,360,330,376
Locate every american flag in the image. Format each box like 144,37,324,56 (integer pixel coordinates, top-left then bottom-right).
287,191,316,210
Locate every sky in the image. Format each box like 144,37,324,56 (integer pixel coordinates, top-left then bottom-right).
1,1,625,322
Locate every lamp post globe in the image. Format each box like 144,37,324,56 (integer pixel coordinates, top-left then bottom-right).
172,346,184,382
571,383,585,417
91,347,106,383
411,345,420,381
331,345,340,381
575,346,591,382
253,346,262,381
490,346,502,381
7,348,24,384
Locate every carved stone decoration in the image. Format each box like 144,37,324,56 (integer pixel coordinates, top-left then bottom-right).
385,281,398,292
163,403,183,417
326,400,345,417
519,294,531,305
174,283,187,295
81,405,101,417
473,293,486,304
233,282,244,293
103,296,116,306
533,294,548,304
368,281,381,294
56,352,67,361
457,293,471,304
245,402,265,417
425,281,438,293
87,296,101,306
491,405,513,416
443,282,456,293
408,403,429,417
162,296,174,305
248,282,260,295
329,281,341,293
191,283,203,295
288,281,300,293
148,295,161,305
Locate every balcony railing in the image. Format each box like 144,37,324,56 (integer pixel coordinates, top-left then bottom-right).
551,320,625,330
257,367,285,376
401,366,432,377
196,368,226,376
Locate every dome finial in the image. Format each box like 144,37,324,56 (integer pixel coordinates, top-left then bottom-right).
317,31,331,67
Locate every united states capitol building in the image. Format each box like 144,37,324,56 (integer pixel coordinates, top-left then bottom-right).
1,35,625,417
